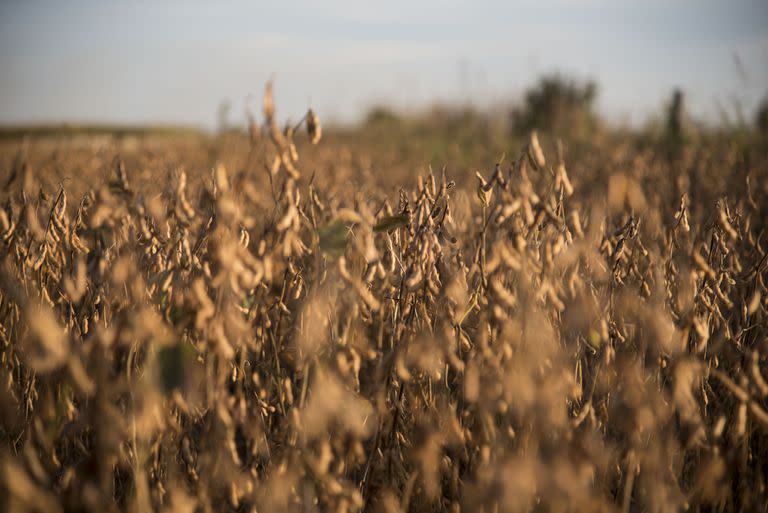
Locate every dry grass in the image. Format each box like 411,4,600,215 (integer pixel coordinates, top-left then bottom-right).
1,86,767,513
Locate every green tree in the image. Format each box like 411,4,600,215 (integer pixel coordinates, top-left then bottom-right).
510,74,598,134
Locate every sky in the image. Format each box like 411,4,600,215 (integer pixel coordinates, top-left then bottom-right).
1,0,767,129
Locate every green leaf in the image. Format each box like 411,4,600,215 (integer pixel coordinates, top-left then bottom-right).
156,343,197,394
587,329,602,350
318,219,350,257
373,214,409,233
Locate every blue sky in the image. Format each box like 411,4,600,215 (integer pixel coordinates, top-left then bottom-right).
1,0,766,128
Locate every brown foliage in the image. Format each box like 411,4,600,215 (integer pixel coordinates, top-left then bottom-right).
1,86,768,513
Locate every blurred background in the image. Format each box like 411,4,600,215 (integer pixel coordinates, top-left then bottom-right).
1,0,766,132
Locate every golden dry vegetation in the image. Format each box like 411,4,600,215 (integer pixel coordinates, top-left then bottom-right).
1,85,768,513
